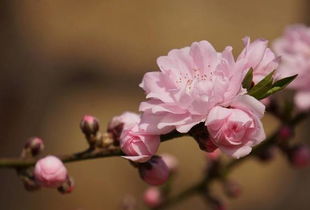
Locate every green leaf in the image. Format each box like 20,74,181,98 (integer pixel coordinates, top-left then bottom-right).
248,70,275,99
261,74,298,99
242,68,253,90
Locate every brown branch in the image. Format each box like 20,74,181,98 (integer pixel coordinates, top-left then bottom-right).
0,131,187,169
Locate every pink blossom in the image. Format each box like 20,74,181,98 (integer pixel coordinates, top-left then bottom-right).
273,24,310,110
138,156,169,185
120,126,160,163
238,37,279,83
34,156,68,188
143,187,162,208
205,95,265,158
108,112,140,142
139,41,247,134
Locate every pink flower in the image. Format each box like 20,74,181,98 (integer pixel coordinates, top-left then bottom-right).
139,41,247,134
34,156,68,188
108,112,141,142
138,156,169,185
143,187,162,208
273,24,310,110
120,126,160,163
205,95,265,158
238,37,279,84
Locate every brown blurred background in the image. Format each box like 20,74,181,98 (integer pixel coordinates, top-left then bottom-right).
0,0,310,209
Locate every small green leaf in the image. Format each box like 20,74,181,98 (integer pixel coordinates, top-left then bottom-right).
242,68,253,90
260,74,298,99
248,70,275,99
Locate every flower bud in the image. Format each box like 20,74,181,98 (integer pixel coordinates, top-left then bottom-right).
107,112,140,143
22,137,44,157
143,187,162,208
161,154,178,173
288,145,310,168
223,180,242,198
138,156,169,186
279,125,293,140
80,115,99,136
34,156,68,188
120,126,160,163
58,176,74,194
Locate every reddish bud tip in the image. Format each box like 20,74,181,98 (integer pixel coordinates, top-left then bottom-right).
279,125,293,140
23,137,44,157
80,115,99,136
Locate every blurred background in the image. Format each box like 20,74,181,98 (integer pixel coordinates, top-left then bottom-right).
0,0,310,209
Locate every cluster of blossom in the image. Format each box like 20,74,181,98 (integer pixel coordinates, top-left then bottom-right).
103,36,279,187
30,24,310,194
273,24,310,110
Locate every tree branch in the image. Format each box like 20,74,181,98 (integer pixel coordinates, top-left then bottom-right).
0,131,187,169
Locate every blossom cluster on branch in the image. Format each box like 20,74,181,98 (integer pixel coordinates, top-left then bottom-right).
1,24,310,210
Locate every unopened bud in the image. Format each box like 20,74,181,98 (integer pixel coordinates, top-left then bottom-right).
34,156,68,188
143,187,162,208
138,156,169,186
22,137,44,157
288,144,310,168
279,125,293,140
58,176,74,194
161,154,178,173
223,180,241,198
107,112,140,144
80,115,99,136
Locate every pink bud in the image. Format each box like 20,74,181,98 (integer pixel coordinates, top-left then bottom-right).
279,125,293,140
138,156,169,186
34,156,68,188
161,154,178,172
80,115,99,136
289,145,310,168
143,187,162,208
107,112,140,143
23,137,44,157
